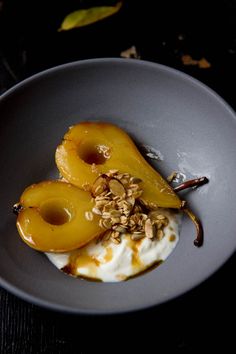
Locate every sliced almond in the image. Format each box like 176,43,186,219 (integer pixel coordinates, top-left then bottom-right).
149,210,165,219
120,178,129,186
127,197,135,206
133,205,142,213
132,190,143,199
157,229,164,240
104,169,118,178
128,184,139,190
110,210,122,217
145,218,155,239
94,201,107,209
103,201,116,212
111,237,120,244
111,231,120,239
113,225,127,233
111,217,120,224
102,219,113,229
99,219,105,229
129,176,142,184
92,207,102,215
102,212,112,219
120,215,128,225
127,189,133,197
91,176,108,197
156,215,166,220
131,232,145,240
103,230,112,241
116,173,124,180
109,179,126,198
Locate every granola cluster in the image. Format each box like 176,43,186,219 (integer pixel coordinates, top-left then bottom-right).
84,170,169,244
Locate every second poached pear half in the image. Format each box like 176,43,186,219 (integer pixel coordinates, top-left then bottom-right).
55,122,181,209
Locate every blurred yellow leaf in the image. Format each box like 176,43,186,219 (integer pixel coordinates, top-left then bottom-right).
181,55,211,69
59,2,122,31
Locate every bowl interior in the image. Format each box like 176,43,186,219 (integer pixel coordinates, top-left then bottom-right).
0,59,236,314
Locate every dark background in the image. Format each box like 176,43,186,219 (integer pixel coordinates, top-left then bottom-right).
0,0,235,352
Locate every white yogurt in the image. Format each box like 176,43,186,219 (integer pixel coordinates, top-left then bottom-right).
46,209,181,282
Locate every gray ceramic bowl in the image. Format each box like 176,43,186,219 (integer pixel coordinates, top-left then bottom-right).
0,58,236,314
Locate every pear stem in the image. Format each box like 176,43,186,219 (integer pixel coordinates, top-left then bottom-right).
174,177,209,192
183,208,203,247
12,203,23,215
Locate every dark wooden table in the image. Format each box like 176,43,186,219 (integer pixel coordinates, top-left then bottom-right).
1,1,236,351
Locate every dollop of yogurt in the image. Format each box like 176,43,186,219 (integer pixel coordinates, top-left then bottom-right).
46,209,181,282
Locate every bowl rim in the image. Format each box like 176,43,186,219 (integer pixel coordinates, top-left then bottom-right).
0,58,236,315
1,57,235,119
